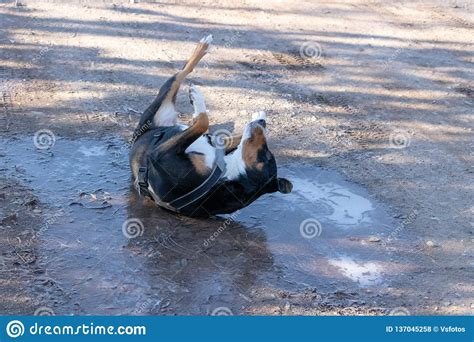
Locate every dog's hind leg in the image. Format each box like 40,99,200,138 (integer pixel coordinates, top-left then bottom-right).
134,35,213,132
177,35,213,82
188,82,243,153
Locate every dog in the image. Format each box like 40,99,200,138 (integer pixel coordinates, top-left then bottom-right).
129,35,292,217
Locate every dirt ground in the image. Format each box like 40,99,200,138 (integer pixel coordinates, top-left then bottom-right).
0,0,472,315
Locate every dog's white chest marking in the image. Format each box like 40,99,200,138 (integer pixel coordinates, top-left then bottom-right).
223,146,246,180
155,102,177,126
179,124,245,177
185,136,216,168
221,112,266,180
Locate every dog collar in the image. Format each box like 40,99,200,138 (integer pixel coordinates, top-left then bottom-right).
137,131,226,214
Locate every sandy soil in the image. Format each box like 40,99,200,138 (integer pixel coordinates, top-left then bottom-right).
0,0,472,315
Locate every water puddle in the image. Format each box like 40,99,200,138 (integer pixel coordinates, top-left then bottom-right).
236,164,395,289
0,136,396,314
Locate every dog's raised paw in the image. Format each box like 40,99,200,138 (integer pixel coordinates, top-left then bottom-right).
200,34,213,45
189,84,206,116
189,83,203,101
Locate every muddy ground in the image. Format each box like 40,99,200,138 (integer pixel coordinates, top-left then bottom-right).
0,0,472,315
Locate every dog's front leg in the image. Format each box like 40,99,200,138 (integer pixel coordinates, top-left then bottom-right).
188,84,207,119
166,84,210,152
157,112,208,156
172,112,209,154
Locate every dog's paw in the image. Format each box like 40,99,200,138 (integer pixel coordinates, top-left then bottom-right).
252,111,267,121
189,83,206,116
200,34,213,46
198,35,213,54
189,83,204,103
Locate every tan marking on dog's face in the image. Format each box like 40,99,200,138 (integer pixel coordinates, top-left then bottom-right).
255,162,265,171
242,125,266,168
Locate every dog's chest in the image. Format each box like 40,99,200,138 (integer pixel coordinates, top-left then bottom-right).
184,132,216,168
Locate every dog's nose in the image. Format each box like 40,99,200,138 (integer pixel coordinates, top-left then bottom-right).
255,119,266,128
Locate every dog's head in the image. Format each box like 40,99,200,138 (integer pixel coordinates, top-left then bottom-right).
236,111,292,194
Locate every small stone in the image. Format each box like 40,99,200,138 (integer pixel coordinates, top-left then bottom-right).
442,301,451,306
33,209,42,214
1,213,17,224
368,236,381,242
426,240,439,247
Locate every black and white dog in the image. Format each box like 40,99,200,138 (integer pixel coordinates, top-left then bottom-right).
130,35,292,217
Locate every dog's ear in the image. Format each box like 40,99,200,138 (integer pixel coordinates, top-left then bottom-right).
277,178,293,193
